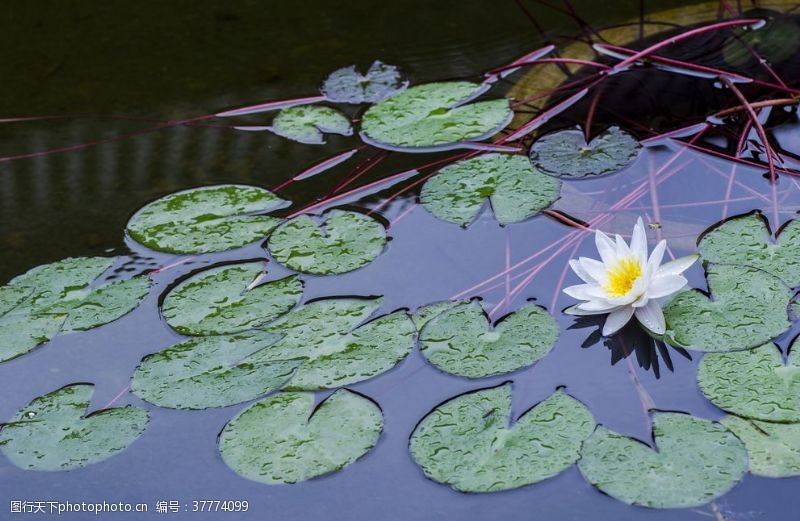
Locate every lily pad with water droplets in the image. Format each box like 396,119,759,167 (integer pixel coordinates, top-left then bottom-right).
409,384,594,493
127,185,287,254
271,105,352,145
421,154,560,227
578,412,748,508
360,82,512,152
698,342,800,423
321,61,407,104
0,384,149,471
419,300,558,378
266,210,387,275
411,300,463,331
698,213,800,287
529,126,640,179
162,262,302,336
721,415,800,478
662,264,791,352
219,389,382,484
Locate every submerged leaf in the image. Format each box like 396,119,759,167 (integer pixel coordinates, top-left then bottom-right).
219,390,382,484
272,106,352,145
529,126,640,178
267,210,387,275
419,300,558,378
127,185,287,254
321,61,407,104
0,384,148,471
360,82,512,152
420,154,560,226
410,384,594,492
721,415,800,478
578,412,747,508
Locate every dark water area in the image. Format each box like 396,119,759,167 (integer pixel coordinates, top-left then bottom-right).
2,1,800,520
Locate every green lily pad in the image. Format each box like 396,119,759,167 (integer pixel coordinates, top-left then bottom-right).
411,300,463,331
698,342,800,422
409,384,594,493
723,17,800,68
663,264,791,352
0,384,149,471
698,213,800,287
721,415,800,478
127,185,287,254
162,262,302,336
420,154,560,226
321,61,407,104
360,82,512,152
266,210,387,275
529,126,640,178
578,412,748,508
219,389,382,484
419,300,558,378
272,106,352,145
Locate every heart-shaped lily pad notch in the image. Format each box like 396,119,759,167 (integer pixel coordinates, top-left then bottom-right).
698,342,800,422
321,61,407,104
663,264,791,352
360,82,512,152
127,185,288,254
411,300,464,331
162,261,302,336
698,213,800,287
419,300,558,378
266,210,387,275
0,384,149,471
578,412,748,508
529,126,640,179
0,257,150,362
272,106,352,145
410,384,594,493
420,154,561,227
219,389,382,484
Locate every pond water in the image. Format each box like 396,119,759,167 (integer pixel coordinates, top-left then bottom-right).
2,1,800,520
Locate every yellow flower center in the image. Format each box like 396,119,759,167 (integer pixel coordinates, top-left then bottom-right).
604,257,642,297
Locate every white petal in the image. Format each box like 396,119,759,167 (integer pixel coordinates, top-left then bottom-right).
565,304,605,316
635,300,666,334
579,257,607,282
647,275,687,299
647,240,667,272
630,217,648,263
576,299,621,313
602,306,635,336
563,283,597,300
657,254,699,277
569,259,596,284
615,234,632,259
595,230,617,266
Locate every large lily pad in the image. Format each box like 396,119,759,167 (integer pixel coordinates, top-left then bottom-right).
127,185,287,254
420,154,560,227
0,384,149,471
698,342,800,422
219,389,382,484
721,415,800,478
266,210,387,275
360,82,512,152
321,61,407,104
272,106,352,145
409,384,594,493
578,412,748,508
419,300,558,378
162,262,302,336
528,126,640,179
698,213,800,287
662,264,791,352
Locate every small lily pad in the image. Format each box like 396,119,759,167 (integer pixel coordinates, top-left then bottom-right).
360,82,512,152
409,384,595,493
663,264,791,352
721,415,800,478
419,300,558,378
698,342,800,423
127,185,287,254
266,210,387,275
219,389,382,484
0,384,149,471
321,61,407,104
698,213,800,287
162,262,302,336
421,154,560,227
272,105,352,145
578,412,748,508
529,127,640,179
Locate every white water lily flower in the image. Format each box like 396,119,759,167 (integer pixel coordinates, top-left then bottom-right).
563,218,698,336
